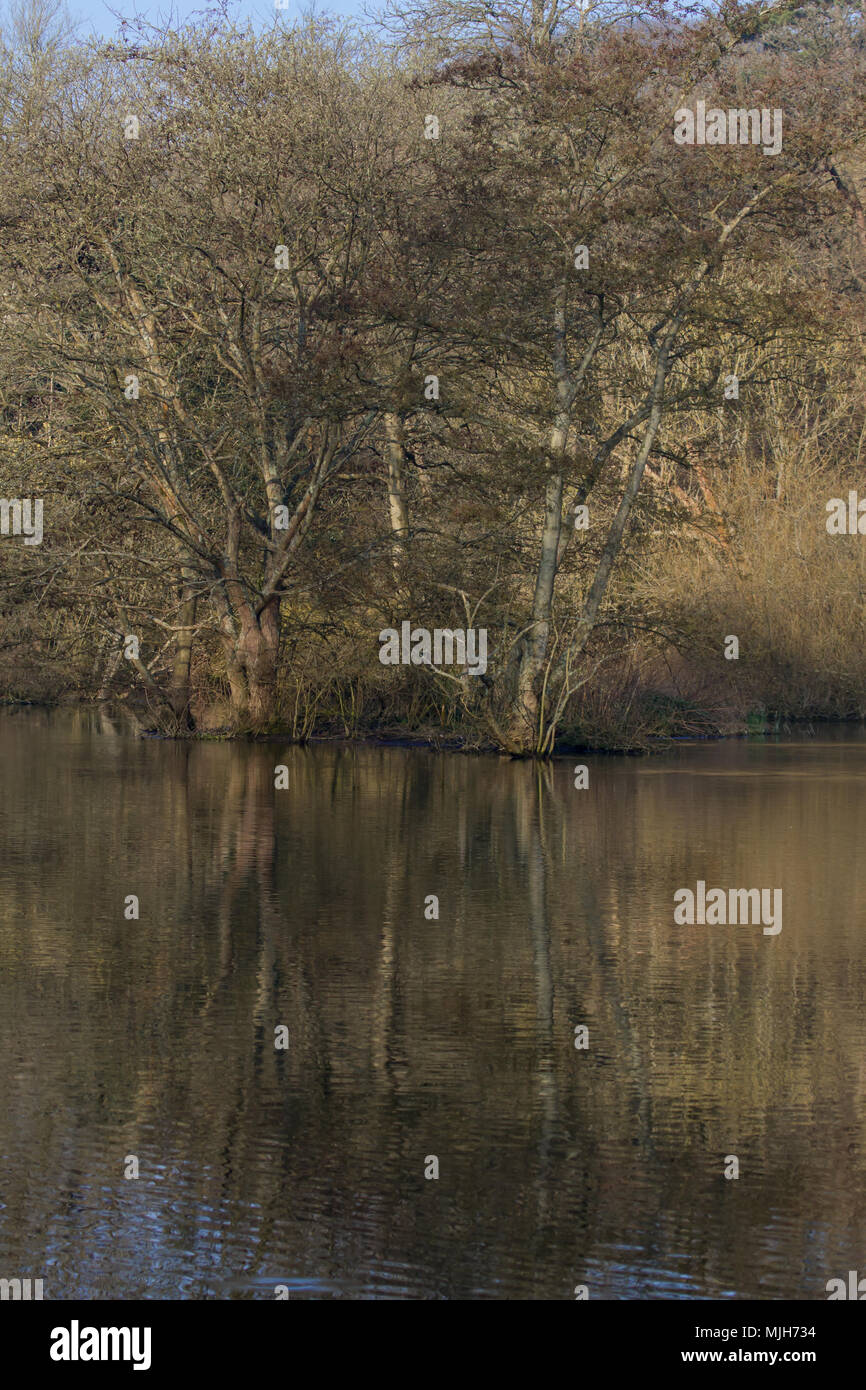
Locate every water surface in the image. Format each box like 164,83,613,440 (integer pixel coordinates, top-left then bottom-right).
1,708,864,1299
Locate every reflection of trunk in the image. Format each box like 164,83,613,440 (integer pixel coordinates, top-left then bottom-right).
373,862,399,1078
579,860,655,1163
203,752,277,1027
519,765,558,1222
384,412,410,575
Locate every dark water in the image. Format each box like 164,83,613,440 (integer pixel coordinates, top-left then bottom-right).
1,707,865,1300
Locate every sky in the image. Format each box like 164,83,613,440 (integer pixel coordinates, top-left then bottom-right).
62,0,372,42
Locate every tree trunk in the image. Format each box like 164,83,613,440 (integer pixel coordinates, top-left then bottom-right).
503,281,580,753
168,577,197,727
234,596,281,729
384,412,410,575
507,469,564,752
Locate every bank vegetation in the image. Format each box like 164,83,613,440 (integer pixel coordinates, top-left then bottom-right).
1,0,864,751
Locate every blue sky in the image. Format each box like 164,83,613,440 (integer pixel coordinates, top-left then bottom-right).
66,0,372,41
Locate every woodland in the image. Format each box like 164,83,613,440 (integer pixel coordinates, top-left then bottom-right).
1,0,865,753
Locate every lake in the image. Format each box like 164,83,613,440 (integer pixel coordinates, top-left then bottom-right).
1,707,864,1299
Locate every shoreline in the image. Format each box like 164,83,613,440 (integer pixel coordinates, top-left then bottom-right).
2,698,860,756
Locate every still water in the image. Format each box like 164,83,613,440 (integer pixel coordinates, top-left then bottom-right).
1,707,865,1300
